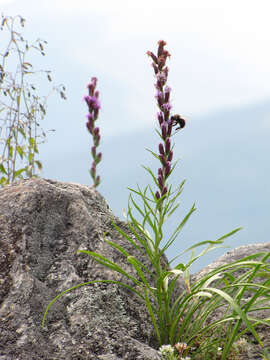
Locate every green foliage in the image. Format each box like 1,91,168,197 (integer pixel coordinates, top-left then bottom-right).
0,14,66,186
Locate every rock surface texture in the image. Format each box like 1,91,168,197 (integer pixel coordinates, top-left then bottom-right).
0,178,162,360
0,178,269,360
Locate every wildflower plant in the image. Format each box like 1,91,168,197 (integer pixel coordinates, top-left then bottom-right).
83,76,102,187
43,41,270,359
0,14,66,186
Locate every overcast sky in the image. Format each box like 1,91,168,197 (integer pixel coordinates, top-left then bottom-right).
2,0,270,135
1,0,270,271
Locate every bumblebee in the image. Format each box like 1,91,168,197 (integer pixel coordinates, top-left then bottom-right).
170,114,186,131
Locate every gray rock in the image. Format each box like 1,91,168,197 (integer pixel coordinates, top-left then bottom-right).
0,178,161,360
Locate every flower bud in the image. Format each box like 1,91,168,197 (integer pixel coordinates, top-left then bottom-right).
164,86,171,103
90,163,96,178
91,146,96,157
161,186,168,196
96,152,102,163
165,162,171,177
93,98,101,110
165,138,171,154
95,175,101,186
159,154,166,166
161,122,167,139
157,112,163,126
158,175,163,189
162,102,172,112
87,77,97,95
159,143,164,155
152,63,158,74
155,191,160,200
157,40,167,57
146,51,158,64
167,150,173,162
86,120,93,133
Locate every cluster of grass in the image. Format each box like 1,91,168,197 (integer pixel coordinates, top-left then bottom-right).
1,15,269,360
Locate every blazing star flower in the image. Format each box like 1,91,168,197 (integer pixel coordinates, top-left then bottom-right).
147,40,175,201
84,77,102,187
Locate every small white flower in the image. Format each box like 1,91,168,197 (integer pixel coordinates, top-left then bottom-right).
217,346,222,355
158,344,175,356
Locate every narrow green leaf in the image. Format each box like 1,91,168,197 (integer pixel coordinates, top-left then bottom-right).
161,203,196,256
143,287,161,345
35,160,42,170
127,256,152,290
42,279,143,328
28,153,33,164
0,163,7,175
29,137,35,146
78,250,143,287
0,177,8,185
112,221,145,255
16,145,24,159
14,168,26,178
9,145,13,158
206,286,263,346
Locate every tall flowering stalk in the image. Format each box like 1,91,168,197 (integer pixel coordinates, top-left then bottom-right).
147,40,174,201
84,77,102,187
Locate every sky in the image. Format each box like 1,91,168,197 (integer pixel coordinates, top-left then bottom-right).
1,0,270,271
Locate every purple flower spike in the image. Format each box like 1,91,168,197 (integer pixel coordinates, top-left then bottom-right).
147,41,183,205
84,76,102,187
